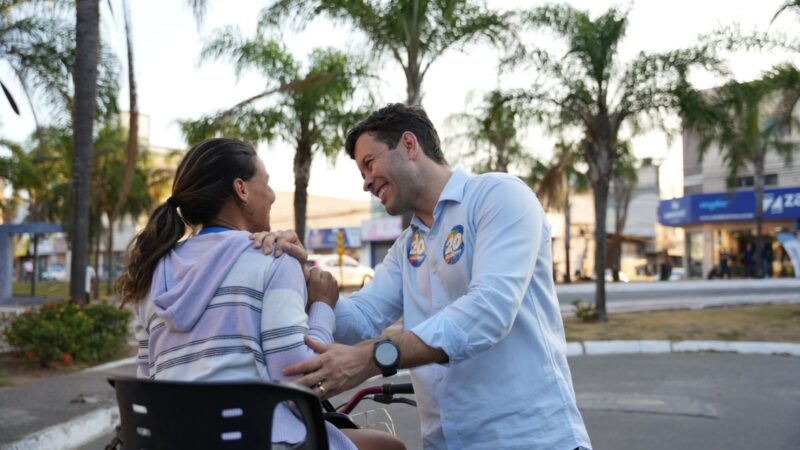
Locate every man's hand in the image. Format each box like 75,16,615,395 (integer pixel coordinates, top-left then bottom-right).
250,230,308,273
307,268,339,309
283,336,378,399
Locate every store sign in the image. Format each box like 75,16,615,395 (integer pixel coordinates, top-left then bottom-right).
305,227,361,250
659,186,800,226
777,233,800,279
361,216,403,242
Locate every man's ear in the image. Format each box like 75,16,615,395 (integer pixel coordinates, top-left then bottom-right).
401,131,421,161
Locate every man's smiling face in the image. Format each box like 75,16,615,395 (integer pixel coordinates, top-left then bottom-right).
354,132,416,216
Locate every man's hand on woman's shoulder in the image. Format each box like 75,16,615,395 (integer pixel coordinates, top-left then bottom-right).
250,229,308,274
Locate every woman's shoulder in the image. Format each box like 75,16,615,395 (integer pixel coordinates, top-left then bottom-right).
229,251,305,290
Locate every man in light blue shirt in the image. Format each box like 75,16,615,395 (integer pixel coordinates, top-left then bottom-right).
284,104,591,450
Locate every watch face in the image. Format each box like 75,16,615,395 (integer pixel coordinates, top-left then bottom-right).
375,341,399,366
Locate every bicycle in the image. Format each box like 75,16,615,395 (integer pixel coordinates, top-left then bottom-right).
322,382,416,436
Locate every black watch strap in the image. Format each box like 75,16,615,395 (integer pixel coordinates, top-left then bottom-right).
373,339,400,377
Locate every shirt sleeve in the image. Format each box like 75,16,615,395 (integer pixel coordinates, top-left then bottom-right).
134,303,150,378
411,177,545,364
333,237,406,345
260,255,336,382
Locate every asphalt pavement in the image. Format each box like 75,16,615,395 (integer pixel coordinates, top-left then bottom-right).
557,278,800,313
21,351,800,450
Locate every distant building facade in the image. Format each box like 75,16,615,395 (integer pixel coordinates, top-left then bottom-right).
658,126,800,279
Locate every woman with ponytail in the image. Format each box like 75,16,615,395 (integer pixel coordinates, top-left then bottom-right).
116,138,404,450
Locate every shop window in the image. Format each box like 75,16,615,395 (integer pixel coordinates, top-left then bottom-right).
731,174,778,188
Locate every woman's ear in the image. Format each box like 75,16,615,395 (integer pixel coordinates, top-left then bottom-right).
233,178,249,205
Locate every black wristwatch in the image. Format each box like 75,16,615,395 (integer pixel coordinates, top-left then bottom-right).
373,339,400,377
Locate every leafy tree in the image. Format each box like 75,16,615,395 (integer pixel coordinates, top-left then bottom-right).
260,0,512,106
511,4,720,320
683,64,800,278
181,27,370,243
447,89,534,173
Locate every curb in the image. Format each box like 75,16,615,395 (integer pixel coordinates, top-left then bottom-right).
0,406,118,450
82,356,137,373
569,340,800,357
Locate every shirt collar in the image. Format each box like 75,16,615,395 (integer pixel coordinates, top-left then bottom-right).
410,168,469,230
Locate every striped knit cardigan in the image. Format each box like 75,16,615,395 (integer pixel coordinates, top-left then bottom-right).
135,232,356,449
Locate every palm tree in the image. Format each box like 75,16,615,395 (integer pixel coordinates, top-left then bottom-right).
92,119,153,296
512,5,720,320
70,0,101,301
0,1,73,121
181,28,370,243
534,140,589,284
772,0,800,23
261,0,511,106
109,0,141,267
608,145,651,282
683,64,800,278
447,89,534,174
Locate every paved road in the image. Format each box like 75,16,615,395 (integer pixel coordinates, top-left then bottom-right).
78,352,800,449
557,278,800,313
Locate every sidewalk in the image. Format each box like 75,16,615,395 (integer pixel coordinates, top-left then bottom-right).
0,359,134,450
2,341,799,450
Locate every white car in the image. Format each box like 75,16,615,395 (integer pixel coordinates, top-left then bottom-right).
41,265,68,281
307,254,375,288
603,269,630,283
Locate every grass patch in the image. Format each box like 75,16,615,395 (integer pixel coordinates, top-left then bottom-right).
564,303,800,343
12,281,114,300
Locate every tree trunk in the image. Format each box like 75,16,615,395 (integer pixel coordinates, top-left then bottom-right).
593,180,609,321
111,0,139,228
293,139,312,246
564,192,571,284
402,53,422,227
753,154,765,278
610,176,622,282
106,215,114,296
31,233,38,296
404,62,423,106
69,0,100,302
93,228,101,302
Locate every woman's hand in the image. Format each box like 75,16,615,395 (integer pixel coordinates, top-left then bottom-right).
306,267,339,309
250,230,308,271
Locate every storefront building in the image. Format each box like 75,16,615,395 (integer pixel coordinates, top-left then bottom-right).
658,186,800,278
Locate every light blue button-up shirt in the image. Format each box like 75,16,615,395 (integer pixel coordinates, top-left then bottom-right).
334,169,591,450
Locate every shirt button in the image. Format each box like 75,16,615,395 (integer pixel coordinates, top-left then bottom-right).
435,303,442,309
432,267,438,274
436,374,443,381
444,413,449,420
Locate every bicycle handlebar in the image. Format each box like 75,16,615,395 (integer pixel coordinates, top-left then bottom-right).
338,382,415,414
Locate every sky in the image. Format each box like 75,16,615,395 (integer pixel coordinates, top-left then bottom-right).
2,0,798,202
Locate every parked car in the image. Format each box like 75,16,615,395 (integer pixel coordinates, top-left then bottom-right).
307,254,374,288
603,269,630,283
41,265,67,281
668,267,685,281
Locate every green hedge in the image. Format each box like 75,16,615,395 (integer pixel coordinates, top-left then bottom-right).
3,301,131,367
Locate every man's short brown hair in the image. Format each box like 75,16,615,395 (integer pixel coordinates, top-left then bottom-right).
345,103,446,164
